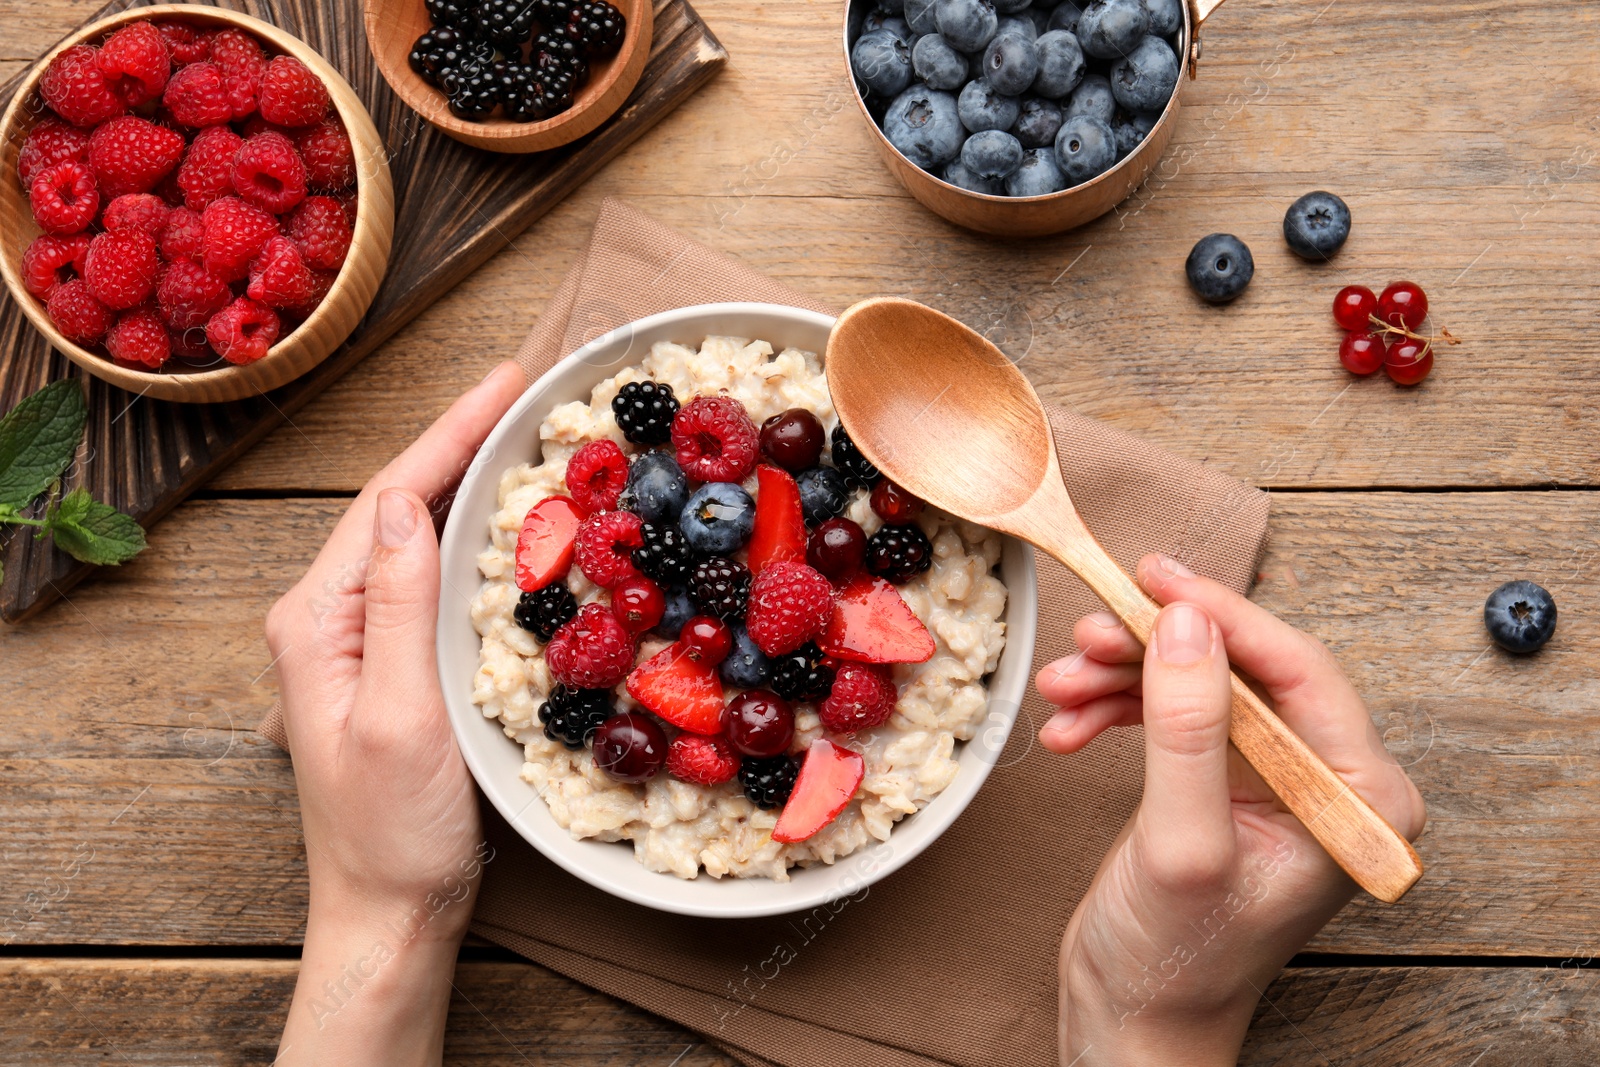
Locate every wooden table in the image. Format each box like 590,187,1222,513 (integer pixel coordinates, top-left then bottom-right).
3,0,1597,1062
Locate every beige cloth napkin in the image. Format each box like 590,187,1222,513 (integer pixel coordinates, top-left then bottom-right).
260,198,1270,1067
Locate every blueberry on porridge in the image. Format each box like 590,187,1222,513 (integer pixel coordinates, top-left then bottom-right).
470,336,1008,880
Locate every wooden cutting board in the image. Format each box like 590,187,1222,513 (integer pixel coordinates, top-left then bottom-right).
0,0,726,623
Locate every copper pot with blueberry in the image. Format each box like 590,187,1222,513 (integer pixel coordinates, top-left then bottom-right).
844,0,1228,237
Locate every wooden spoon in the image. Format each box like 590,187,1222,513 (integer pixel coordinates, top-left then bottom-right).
826,297,1423,904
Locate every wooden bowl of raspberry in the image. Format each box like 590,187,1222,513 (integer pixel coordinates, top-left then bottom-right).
0,5,394,403
362,0,652,153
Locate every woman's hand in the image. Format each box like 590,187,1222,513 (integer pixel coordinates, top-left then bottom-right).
1038,553,1426,1066
266,363,525,1066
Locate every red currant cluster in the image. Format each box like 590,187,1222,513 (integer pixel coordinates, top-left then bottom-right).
1332,280,1458,385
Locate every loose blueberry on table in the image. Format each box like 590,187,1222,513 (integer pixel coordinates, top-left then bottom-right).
1184,233,1253,304
1484,581,1557,654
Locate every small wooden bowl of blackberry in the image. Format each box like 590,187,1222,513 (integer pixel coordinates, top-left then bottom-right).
363,0,652,152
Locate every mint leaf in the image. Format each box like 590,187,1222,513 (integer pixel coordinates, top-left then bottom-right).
45,487,147,566
0,380,87,511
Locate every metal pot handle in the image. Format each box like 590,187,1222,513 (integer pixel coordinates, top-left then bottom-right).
1187,0,1228,78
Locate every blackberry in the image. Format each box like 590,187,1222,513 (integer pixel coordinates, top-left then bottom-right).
769,642,835,703
537,684,612,749
477,0,541,45
865,524,933,584
533,0,577,24
830,423,882,487
410,26,479,85
534,30,585,69
446,64,500,119
513,582,577,641
739,755,799,809
426,0,474,25
504,83,553,122
566,0,626,59
632,521,695,587
486,59,529,102
689,556,751,621
612,380,679,445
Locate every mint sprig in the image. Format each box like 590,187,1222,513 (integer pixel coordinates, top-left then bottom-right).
0,380,147,585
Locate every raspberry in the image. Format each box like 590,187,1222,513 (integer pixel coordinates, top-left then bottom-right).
205,296,280,364
105,308,171,369
293,119,355,190
258,56,330,127
40,45,126,127
565,439,630,514
161,61,233,127
672,396,760,483
545,602,636,689
29,160,100,235
745,561,834,656
97,22,171,107
201,195,279,282
230,131,307,214
666,733,741,787
83,230,160,310
157,22,211,66
102,193,171,237
20,234,88,299
18,118,89,186
45,279,112,344
159,205,205,261
87,116,185,198
157,259,230,331
818,662,897,733
573,510,644,588
169,324,213,360
284,195,351,271
208,29,265,119
176,125,243,209
246,235,316,308
282,269,336,319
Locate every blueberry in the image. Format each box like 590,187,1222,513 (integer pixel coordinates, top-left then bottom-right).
1053,113,1116,184
853,30,914,98
1484,580,1558,654
1013,95,1063,147
619,450,689,525
1111,108,1156,158
1031,29,1085,98
655,587,696,640
905,0,941,36
719,623,773,687
1063,72,1115,122
960,128,1025,181
912,33,968,90
1184,233,1254,304
1142,0,1182,36
796,467,851,525
862,11,913,39
958,78,1021,132
1110,35,1178,114
1005,147,1067,195
883,83,965,169
942,158,1005,194
680,482,756,555
981,33,1039,95
997,14,1037,41
1283,190,1352,261
876,0,905,12
934,0,998,52
1024,5,1051,35
1047,1,1084,34
1076,0,1148,58
991,0,1032,12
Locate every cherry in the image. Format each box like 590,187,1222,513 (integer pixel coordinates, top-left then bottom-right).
1332,285,1377,332
870,479,925,525
592,713,667,783
759,409,825,472
1377,281,1428,332
1384,336,1433,385
681,614,732,665
806,517,866,581
722,689,795,758
1339,332,1387,376
610,574,665,633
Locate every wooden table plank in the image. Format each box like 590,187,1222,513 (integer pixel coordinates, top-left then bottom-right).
0,959,1594,1065
3,491,1597,954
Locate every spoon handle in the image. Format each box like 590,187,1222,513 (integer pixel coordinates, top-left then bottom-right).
1040,519,1424,905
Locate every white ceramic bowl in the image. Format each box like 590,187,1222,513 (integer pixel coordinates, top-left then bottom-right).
437,302,1038,917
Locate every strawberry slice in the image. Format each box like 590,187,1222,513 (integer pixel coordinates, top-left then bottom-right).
514,495,585,592
771,738,865,843
626,643,726,735
820,574,936,664
746,464,806,575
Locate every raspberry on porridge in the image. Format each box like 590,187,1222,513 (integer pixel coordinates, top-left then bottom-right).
470,336,1008,881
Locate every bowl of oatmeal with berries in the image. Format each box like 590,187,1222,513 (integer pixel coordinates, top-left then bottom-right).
438,303,1037,917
